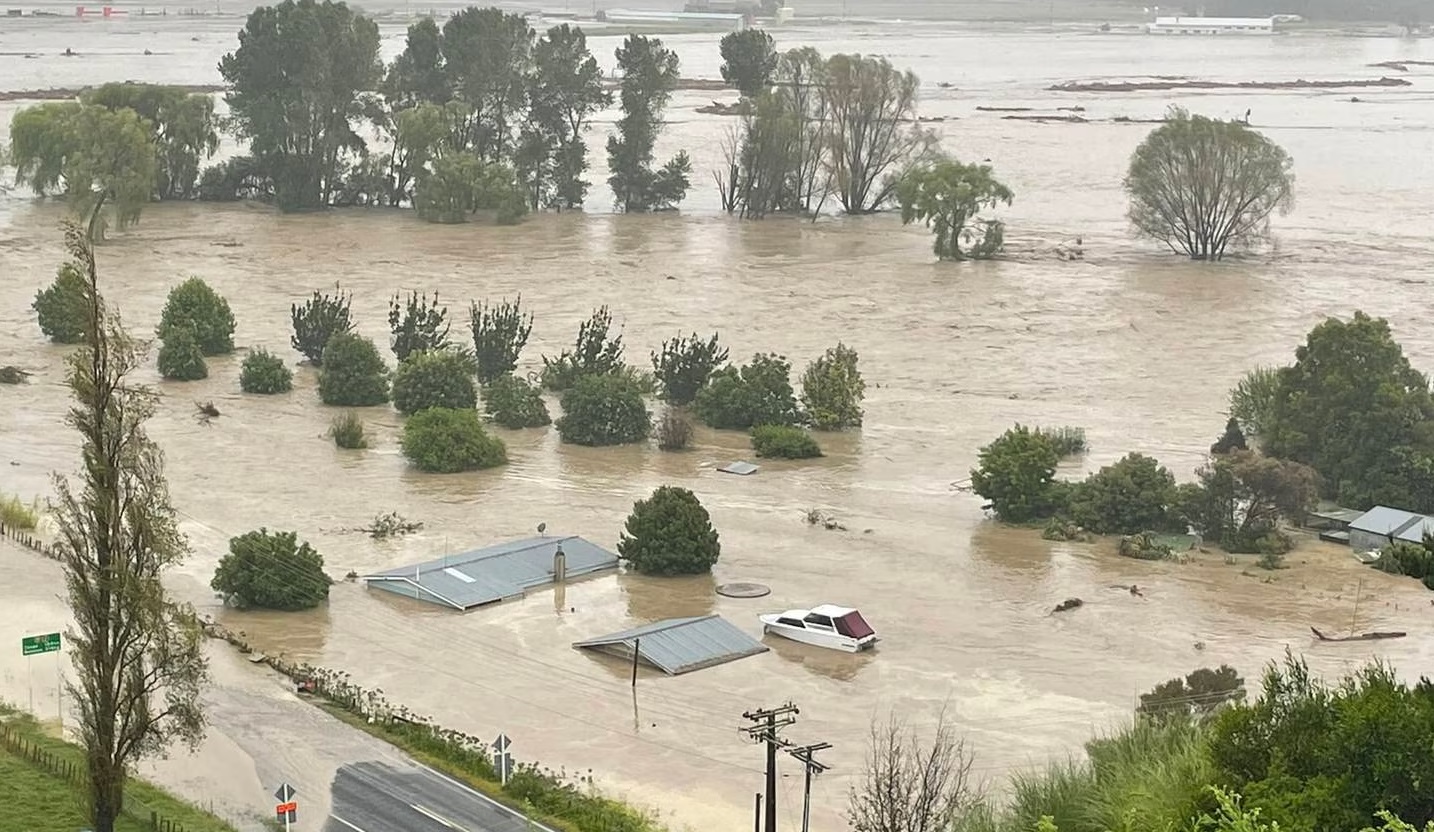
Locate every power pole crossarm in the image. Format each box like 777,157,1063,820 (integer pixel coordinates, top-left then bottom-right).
741,703,801,832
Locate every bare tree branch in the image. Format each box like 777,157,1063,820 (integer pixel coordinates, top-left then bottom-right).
848,709,980,832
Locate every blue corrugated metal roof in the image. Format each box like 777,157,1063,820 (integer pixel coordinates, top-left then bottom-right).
364,535,618,610
1395,516,1434,544
573,615,768,675
1350,506,1427,537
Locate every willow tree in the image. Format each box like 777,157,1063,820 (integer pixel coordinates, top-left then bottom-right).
50,221,206,832
1125,107,1294,261
896,156,1013,260
823,54,927,214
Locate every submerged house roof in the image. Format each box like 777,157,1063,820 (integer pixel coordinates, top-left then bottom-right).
572,615,769,676
364,535,618,611
1350,506,1428,538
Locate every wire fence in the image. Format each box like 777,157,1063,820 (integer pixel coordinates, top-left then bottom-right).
0,720,197,832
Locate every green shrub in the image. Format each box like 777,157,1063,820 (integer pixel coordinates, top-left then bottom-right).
401,407,508,473
540,305,626,391
1067,452,1179,535
1228,365,1280,437
291,287,354,365
693,353,799,430
157,328,208,381
239,348,292,394
391,349,478,415
1035,425,1088,457
482,374,551,429
319,332,389,406
32,263,89,344
618,485,721,576
329,412,368,449
211,528,332,610
158,277,235,355
969,425,1061,523
800,342,865,430
469,296,533,384
556,374,651,446
652,332,729,405
751,424,823,459
389,290,451,361
0,493,40,530
656,406,693,451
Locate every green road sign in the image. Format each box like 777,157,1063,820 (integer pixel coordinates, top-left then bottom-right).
22,632,61,656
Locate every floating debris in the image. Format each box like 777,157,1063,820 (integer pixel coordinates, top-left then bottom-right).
1052,598,1084,614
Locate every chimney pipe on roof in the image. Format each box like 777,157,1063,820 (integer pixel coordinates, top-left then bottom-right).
553,544,567,583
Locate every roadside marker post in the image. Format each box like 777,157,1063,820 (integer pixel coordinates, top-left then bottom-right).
273,783,297,831
493,734,513,785
21,632,62,725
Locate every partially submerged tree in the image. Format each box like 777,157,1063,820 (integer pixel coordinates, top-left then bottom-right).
481,374,551,429
969,425,1061,523
239,348,293,394
219,0,383,211
1138,665,1247,722
391,349,478,415
693,353,800,431
469,296,533,384
751,424,823,459
800,342,865,430
48,223,206,832
540,305,627,391
555,374,651,446
719,29,778,98
1067,452,1180,535
291,286,355,365
848,710,978,832
652,332,729,406
388,290,451,361
523,24,611,209
1228,365,1281,439
211,529,332,611
618,485,721,576
7,102,158,235
318,332,390,406
1179,450,1320,554
896,157,1013,261
157,277,235,356
401,407,508,472
1125,107,1294,261
156,327,208,382
1211,418,1248,456
81,82,220,200
33,263,90,344
607,34,692,212
823,54,928,214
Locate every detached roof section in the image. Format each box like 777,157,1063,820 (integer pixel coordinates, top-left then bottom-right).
364,535,618,611
573,615,768,676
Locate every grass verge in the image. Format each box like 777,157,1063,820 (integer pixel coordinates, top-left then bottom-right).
0,705,238,832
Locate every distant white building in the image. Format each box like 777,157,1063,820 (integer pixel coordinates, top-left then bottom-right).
1147,16,1277,35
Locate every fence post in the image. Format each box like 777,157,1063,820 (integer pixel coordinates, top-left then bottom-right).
150,810,159,830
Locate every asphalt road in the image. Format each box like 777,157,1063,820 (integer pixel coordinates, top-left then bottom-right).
324,760,547,832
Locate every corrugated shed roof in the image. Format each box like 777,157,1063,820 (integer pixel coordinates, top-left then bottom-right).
573,615,768,675
1395,516,1434,544
1349,506,1427,536
364,535,619,610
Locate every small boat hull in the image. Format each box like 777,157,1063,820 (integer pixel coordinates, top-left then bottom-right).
760,614,879,653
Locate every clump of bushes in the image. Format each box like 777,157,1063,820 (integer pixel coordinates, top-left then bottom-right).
391,349,477,415
482,375,551,429
0,493,40,530
751,424,823,459
1042,517,1092,542
291,286,354,365
540,306,627,392
555,374,651,446
1035,425,1088,457
211,528,332,611
618,485,721,576
389,290,451,361
329,412,368,449
800,343,864,430
401,407,508,473
157,327,208,381
318,332,389,406
33,263,89,344
1375,540,1434,590
158,277,235,355
469,297,532,384
652,332,728,406
1066,452,1180,535
655,406,693,451
969,424,1061,523
1118,532,1174,561
694,353,800,430
239,348,293,394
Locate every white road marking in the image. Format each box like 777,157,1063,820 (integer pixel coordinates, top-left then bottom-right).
412,762,561,832
410,803,466,830
329,815,369,832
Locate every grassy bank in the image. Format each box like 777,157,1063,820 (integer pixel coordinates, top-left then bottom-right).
0,706,238,832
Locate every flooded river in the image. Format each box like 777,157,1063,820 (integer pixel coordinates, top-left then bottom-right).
3,13,1434,832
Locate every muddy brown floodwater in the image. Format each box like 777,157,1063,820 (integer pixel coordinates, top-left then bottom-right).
3,20,1434,832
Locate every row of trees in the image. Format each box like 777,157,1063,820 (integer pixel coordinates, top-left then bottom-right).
853,655,1434,832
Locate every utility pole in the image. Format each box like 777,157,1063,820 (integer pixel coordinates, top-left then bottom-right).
786,742,831,832
741,703,799,832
